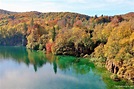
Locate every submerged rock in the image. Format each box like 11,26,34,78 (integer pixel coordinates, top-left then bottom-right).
75,58,81,63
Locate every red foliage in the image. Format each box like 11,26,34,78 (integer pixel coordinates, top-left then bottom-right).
111,16,123,24
47,19,58,26
46,42,54,53
73,20,82,27
33,24,39,28
57,19,67,28
27,27,32,35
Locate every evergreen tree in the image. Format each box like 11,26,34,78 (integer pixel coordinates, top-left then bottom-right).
52,27,56,42
30,18,34,28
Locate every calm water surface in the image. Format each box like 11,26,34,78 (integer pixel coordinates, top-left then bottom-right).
0,46,131,89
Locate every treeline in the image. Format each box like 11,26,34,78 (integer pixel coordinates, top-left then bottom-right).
0,10,134,82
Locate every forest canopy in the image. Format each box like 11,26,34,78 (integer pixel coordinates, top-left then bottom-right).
0,9,134,82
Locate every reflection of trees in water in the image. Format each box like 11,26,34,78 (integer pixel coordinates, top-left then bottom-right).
45,54,58,74
26,49,47,72
0,46,128,89
0,46,47,72
57,56,95,74
0,46,94,74
53,59,57,74
0,46,29,63
72,60,93,74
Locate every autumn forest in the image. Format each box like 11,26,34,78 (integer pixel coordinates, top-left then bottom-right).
0,9,134,83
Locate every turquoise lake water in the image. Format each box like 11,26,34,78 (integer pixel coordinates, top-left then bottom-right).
0,46,132,89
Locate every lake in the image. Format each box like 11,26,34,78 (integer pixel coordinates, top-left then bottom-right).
0,46,131,89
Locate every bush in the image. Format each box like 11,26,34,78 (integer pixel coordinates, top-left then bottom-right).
39,44,44,50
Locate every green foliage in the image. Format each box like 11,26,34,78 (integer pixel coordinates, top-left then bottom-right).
0,11,134,83
92,44,105,59
30,18,34,27
104,20,134,61
39,44,44,50
23,23,28,32
0,11,134,63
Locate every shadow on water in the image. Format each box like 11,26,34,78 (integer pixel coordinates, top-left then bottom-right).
0,46,133,89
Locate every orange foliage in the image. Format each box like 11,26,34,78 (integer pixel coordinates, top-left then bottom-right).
46,42,54,53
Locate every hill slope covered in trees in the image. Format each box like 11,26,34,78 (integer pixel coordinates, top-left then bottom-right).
0,9,134,83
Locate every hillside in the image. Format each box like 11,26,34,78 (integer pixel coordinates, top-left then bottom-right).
0,9,134,83
0,9,17,14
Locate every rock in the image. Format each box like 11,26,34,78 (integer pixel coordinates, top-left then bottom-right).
43,48,46,52
124,67,134,82
105,59,121,74
80,53,84,57
75,58,80,63
63,52,68,55
83,54,89,58
106,58,134,83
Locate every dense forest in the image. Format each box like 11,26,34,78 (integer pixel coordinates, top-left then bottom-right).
0,9,134,83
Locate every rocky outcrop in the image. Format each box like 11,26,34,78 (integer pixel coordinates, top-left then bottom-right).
106,59,134,83
117,60,134,83
106,59,122,74
54,43,92,57
54,43,76,56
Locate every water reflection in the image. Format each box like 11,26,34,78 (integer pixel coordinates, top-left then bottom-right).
0,46,125,89
0,46,94,74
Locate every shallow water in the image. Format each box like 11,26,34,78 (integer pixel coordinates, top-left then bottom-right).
0,46,132,89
